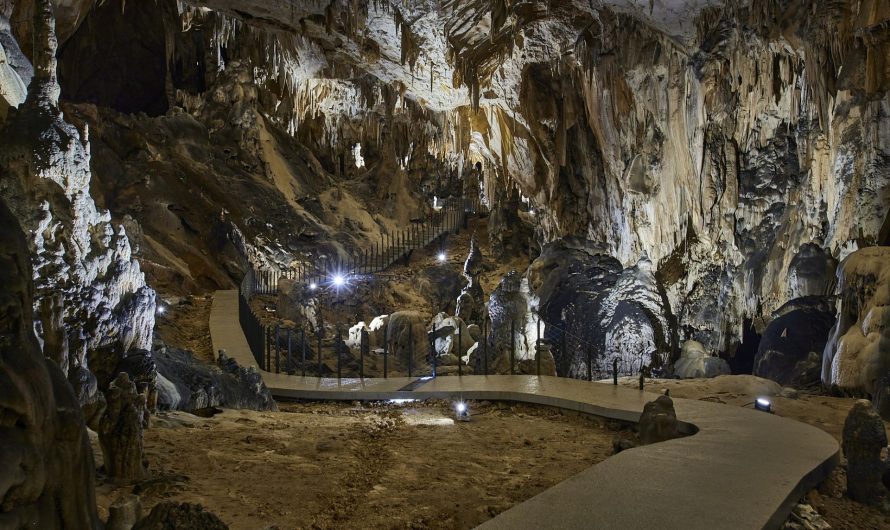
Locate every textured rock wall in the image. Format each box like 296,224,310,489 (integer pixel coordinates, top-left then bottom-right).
0,195,99,529
0,0,156,397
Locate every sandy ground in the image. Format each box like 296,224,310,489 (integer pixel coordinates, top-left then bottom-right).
95,401,629,529
154,294,215,362
615,375,890,529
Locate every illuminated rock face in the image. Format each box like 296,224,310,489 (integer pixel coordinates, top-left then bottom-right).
823,247,890,396
0,0,155,400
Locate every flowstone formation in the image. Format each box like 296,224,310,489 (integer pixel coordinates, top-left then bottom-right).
842,400,889,505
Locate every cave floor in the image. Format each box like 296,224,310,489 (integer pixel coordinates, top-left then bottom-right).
94,401,625,530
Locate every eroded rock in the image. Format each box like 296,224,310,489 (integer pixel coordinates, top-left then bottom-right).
842,400,889,505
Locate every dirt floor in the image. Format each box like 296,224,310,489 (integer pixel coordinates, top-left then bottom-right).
616,375,890,530
95,400,630,529
154,294,215,362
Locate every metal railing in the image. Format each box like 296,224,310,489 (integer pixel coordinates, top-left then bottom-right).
235,194,646,381
248,197,484,295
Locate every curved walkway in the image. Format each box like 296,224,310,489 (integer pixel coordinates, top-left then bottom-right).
211,290,839,529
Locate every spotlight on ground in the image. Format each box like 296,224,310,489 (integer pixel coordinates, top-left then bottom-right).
332,274,345,287
754,397,772,413
156,305,166,316
455,401,470,421
437,252,447,263
309,282,318,290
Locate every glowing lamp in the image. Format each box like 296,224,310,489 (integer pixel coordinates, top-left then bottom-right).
437,252,447,263
754,398,772,413
309,282,318,290
455,401,470,421
333,274,345,287
156,305,166,316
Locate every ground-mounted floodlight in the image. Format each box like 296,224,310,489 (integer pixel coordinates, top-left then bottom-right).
332,274,346,287
309,282,318,291
754,397,772,413
455,401,470,421
437,252,447,263
156,305,166,316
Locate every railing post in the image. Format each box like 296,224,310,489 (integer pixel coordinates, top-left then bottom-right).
275,326,282,374
458,322,463,377
317,327,323,376
587,346,592,381
510,320,516,375
483,320,488,375
613,357,618,386
287,328,292,374
536,318,541,376
408,324,413,378
383,333,389,379
336,328,342,380
430,324,437,377
360,328,367,379
301,328,306,377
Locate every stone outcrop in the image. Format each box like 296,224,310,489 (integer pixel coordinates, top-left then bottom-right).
842,400,889,505
153,347,277,413
754,297,836,388
822,247,890,399
0,197,99,529
98,372,149,482
132,502,228,530
673,341,731,379
638,395,681,446
456,233,485,324
530,240,676,378
385,311,430,373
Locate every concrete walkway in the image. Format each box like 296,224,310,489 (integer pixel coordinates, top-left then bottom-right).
211,290,839,529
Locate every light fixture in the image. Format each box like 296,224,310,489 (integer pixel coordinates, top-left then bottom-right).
332,274,345,287
437,252,446,262
529,208,536,215
455,401,470,421
309,282,318,290
754,398,772,413
156,305,166,316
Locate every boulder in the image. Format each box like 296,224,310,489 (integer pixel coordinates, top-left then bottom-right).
842,400,888,505
638,395,681,445
673,341,730,379
753,297,835,388
386,311,431,372
107,494,142,530
153,346,277,412
430,313,473,360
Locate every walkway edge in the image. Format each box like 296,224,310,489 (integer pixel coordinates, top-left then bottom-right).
211,290,839,530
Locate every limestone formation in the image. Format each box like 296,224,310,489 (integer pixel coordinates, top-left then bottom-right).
841,400,889,505
98,372,149,482
531,240,676,378
456,233,485,324
673,341,730,379
483,271,528,374
0,0,156,422
754,297,836,388
822,248,890,399
638,395,681,446
154,347,277,412
386,311,431,373
0,198,99,529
